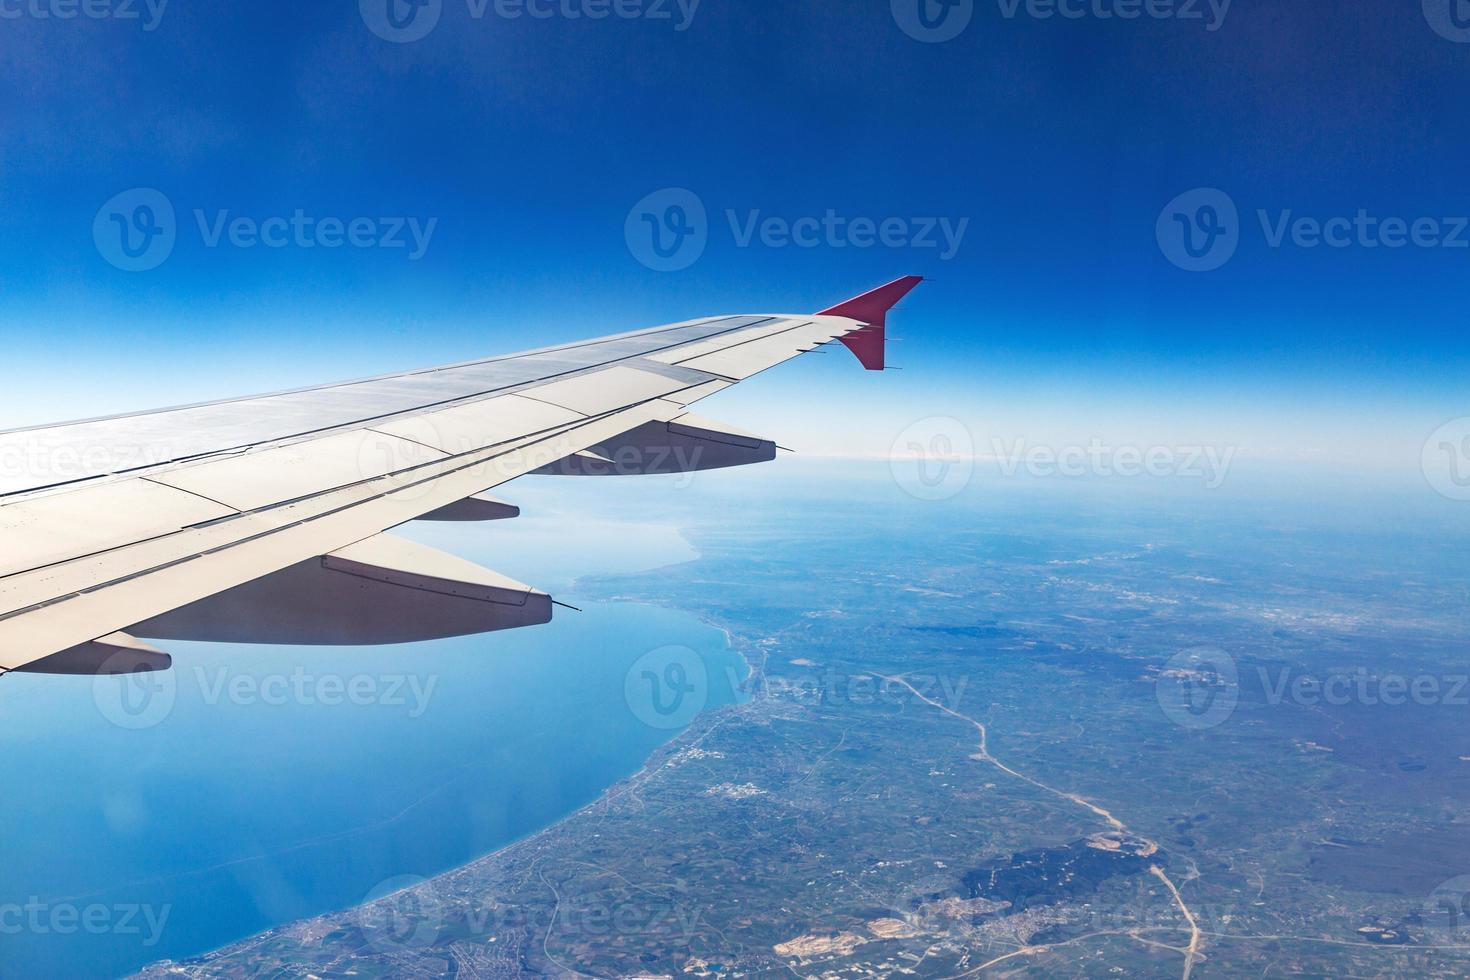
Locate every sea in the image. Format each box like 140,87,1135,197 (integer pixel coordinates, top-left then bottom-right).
0,483,747,979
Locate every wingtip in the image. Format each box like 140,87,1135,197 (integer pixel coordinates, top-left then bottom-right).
817,276,924,371
815,276,924,323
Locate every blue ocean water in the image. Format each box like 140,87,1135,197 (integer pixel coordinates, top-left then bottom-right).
0,507,743,979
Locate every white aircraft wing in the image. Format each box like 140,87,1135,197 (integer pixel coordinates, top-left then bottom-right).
0,277,921,675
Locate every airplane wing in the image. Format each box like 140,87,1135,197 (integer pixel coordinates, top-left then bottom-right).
0,277,922,675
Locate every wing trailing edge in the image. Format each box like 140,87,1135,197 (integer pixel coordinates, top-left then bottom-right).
15,632,171,676
531,412,776,477
417,493,521,522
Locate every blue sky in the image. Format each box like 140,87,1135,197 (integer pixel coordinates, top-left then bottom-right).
0,0,1466,473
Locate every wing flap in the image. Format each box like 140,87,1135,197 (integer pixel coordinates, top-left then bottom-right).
13,632,171,676
417,493,520,522
532,412,775,476
133,533,551,645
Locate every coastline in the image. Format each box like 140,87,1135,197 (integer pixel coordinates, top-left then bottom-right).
132,519,760,977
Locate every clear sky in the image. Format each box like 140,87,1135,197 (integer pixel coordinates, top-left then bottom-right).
0,0,1465,475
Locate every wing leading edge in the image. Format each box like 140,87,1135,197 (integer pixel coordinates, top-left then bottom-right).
0,278,921,675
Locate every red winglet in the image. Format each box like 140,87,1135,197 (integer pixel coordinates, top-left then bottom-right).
816,275,924,371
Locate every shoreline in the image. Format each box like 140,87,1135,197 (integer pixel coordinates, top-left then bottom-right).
131,522,759,977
